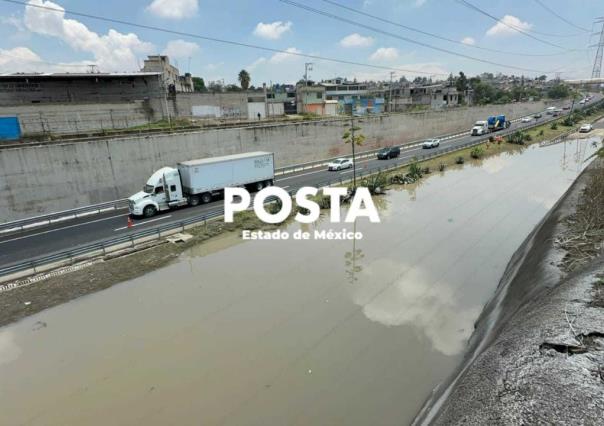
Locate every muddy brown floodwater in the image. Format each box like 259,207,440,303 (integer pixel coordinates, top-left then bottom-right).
0,138,600,426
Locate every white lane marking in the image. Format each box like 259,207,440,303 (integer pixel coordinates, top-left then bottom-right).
114,215,172,231
0,214,126,245
278,169,326,181
340,168,363,174
281,185,290,189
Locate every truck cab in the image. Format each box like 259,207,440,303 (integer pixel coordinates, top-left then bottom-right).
471,120,488,136
128,167,186,217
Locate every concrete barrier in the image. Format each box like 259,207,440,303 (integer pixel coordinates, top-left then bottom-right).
1,99,553,221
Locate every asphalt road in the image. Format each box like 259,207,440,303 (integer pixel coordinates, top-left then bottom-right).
0,96,600,268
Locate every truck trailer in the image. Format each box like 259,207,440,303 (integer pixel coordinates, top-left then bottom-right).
487,115,511,132
128,151,275,217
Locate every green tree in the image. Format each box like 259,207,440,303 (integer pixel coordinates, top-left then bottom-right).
456,71,468,93
342,121,365,187
472,80,496,104
547,83,570,99
238,69,251,90
192,77,206,92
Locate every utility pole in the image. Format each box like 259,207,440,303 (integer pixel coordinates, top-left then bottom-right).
591,18,604,79
351,113,357,188
304,62,313,86
389,71,395,113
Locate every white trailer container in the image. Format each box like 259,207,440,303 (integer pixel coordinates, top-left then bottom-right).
128,151,274,217
178,152,274,196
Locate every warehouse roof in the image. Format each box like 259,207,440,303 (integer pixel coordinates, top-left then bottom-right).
0,72,161,79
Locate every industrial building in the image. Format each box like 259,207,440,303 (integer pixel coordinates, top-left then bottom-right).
0,72,163,106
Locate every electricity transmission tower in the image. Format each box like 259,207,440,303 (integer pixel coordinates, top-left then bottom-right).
591,18,604,79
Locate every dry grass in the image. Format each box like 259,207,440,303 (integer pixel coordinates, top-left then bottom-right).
556,165,604,272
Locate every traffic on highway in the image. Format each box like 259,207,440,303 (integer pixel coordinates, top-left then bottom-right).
0,95,599,270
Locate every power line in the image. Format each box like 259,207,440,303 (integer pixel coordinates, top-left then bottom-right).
454,0,573,45
281,0,562,74
0,0,446,77
531,0,591,33
320,0,575,57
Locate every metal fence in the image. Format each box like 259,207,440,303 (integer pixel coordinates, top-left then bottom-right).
0,199,128,234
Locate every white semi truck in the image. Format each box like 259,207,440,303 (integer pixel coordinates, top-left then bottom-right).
128,151,275,217
470,120,488,136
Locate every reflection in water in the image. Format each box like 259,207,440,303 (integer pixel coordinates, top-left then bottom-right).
344,221,364,285
0,330,21,366
0,139,600,426
356,259,482,356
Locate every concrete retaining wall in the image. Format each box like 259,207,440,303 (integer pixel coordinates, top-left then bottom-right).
0,101,160,136
1,99,552,221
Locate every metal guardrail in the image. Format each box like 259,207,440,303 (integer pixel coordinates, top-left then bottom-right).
1,104,562,234
3,105,599,283
2,98,602,282
0,199,128,234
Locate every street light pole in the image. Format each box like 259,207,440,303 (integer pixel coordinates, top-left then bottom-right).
389,71,395,113
351,109,357,188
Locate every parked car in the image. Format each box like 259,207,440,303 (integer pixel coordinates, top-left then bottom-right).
521,116,533,123
533,113,542,119
579,123,593,133
376,146,401,159
563,106,571,110
327,158,353,171
422,139,440,149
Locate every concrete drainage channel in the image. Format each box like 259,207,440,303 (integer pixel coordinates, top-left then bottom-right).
2,102,602,285
0,111,591,286
0,112,555,235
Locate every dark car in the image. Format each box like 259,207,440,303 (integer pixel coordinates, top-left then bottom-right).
533,113,542,119
377,146,401,159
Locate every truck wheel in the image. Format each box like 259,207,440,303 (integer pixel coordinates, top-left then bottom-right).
254,181,264,192
264,180,273,187
188,195,200,206
143,205,157,218
201,192,212,204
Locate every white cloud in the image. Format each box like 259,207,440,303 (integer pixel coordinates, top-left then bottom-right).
247,57,267,71
369,47,400,62
147,0,198,19
269,47,301,64
1,15,26,32
162,39,200,59
414,0,427,6
0,46,41,72
353,258,481,356
339,33,374,48
461,36,476,45
486,15,533,37
24,0,154,72
0,46,102,73
253,21,292,40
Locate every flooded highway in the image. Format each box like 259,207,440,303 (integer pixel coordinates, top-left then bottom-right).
0,138,600,426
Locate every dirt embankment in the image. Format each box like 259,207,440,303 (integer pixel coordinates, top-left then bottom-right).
0,212,277,328
417,157,604,425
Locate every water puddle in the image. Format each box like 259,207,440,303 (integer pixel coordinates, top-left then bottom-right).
0,138,600,425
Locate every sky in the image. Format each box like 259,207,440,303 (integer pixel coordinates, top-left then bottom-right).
0,0,602,86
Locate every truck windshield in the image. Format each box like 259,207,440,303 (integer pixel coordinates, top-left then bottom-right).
144,184,154,194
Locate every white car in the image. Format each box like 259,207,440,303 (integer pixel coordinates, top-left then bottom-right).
422,138,440,149
579,123,593,133
521,116,533,123
327,158,353,171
